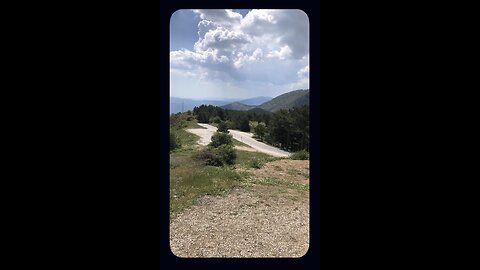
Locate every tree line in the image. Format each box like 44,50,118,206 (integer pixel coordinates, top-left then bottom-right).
192,105,309,152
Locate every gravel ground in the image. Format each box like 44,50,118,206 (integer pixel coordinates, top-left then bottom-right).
170,160,309,258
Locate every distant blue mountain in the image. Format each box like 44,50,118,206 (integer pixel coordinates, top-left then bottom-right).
220,102,256,111
170,97,235,114
170,96,272,114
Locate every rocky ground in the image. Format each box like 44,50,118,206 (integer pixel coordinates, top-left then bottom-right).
170,159,309,258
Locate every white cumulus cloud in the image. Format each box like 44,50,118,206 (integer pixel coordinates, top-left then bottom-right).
171,9,309,98
267,45,293,60
298,65,309,78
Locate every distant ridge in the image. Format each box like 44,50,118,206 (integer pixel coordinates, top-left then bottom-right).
221,102,256,111
170,97,234,114
236,96,272,106
172,90,308,114
219,96,272,111
257,89,309,112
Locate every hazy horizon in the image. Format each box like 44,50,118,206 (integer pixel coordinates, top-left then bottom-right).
170,95,272,101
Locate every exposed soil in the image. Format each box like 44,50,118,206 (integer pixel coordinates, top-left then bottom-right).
170,159,309,258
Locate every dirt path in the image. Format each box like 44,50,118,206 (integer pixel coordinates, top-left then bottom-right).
170,159,309,258
186,123,291,157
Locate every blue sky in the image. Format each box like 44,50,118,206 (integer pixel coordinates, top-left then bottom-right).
170,9,309,100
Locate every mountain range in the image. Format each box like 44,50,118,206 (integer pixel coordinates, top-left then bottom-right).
234,96,272,106
170,96,272,114
170,89,308,114
170,97,233,114
220,102,256,111
221,89,309,112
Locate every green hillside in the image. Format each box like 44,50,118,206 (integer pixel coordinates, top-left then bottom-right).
247,107,273,115
221,102,256,111
257,89,309,112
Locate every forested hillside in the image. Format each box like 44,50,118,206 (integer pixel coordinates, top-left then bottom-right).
257,89,309,112
220,102,256,111
236,96,272,106
192,104,309,152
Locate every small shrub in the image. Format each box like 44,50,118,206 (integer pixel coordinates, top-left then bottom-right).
193,145,236,166
170,131,181,151
248,158,265,169
178,120,187,129
215,144,237,165
209,132,233,148
290,150,309,160
194,149,223,166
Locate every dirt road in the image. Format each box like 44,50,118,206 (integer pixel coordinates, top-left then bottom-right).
186,123,291,157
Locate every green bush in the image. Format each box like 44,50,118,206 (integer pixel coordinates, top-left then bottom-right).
178,120,187,129
170,131,181,151
209,132,233,148
194,145,236,166
290,150,309,160
217,121,229,133
224,120,234,129
215,145,237,165
210,116,222,124
194,149,223,166
248,158,265,169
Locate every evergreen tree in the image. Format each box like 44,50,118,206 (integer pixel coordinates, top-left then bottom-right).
217,121,229,133
239,116,250,132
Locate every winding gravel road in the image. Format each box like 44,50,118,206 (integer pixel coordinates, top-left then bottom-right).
186,123,290,158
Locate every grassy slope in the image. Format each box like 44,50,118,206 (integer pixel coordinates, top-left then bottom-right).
170,112,206,130
170,113,244,219
232,137,251,147
169,112,291,220
170,148,282,219
170,148,247,219
235,150,280,167
185,121,206,129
